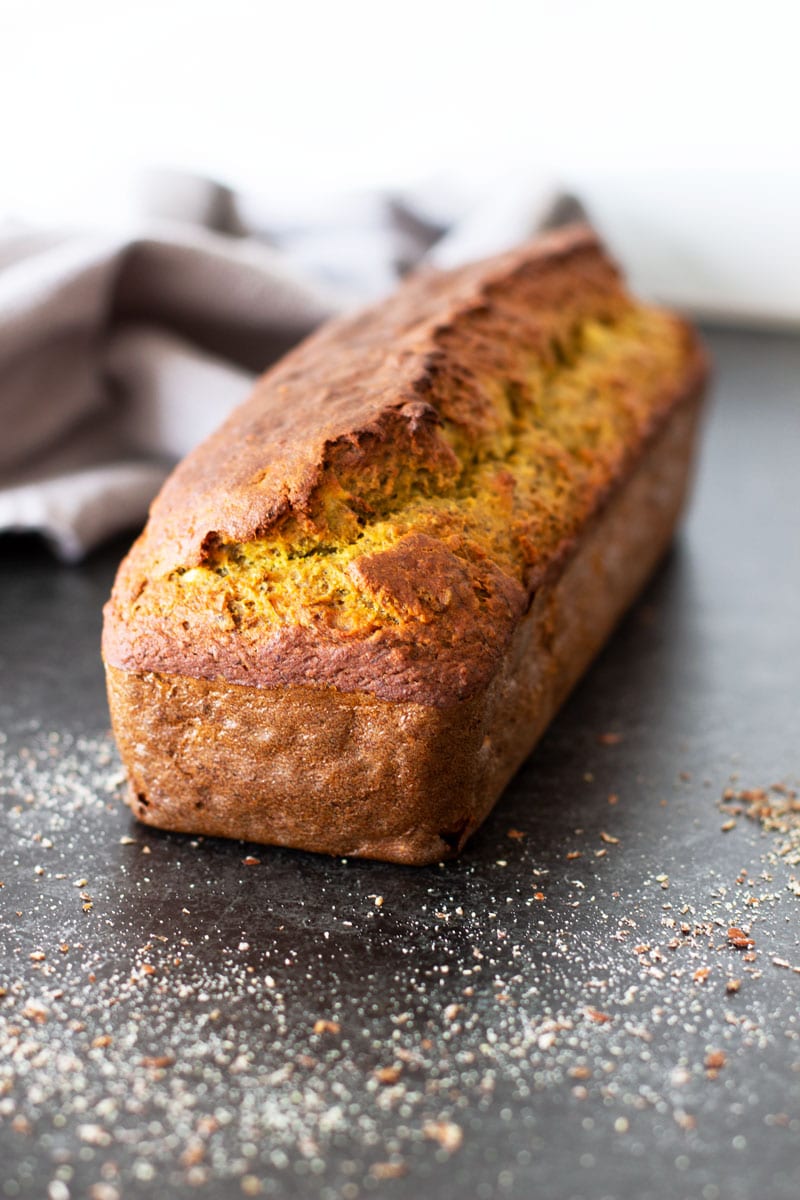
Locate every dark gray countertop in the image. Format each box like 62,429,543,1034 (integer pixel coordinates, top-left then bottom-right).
1,326,799,1200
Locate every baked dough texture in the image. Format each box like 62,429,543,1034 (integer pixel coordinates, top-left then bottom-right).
103,225,708,864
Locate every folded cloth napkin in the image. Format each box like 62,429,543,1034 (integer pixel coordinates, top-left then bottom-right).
0,170,575,559
0,217,337,559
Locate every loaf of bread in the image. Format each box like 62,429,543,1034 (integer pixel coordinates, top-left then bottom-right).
103,225,708,864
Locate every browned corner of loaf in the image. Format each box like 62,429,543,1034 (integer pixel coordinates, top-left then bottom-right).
104,662,491,866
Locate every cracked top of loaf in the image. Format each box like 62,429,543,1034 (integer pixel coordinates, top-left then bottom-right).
102,225,707,705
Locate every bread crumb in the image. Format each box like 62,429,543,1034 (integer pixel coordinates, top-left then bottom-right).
424,1120,463,1152
313,1019,340,1035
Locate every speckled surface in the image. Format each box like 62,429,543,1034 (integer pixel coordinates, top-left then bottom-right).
1,327,799,1200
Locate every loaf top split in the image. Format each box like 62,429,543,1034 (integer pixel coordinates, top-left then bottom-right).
103,225,707,706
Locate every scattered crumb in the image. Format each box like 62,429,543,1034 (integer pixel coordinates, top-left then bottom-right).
584,1007,612,1025
423,1120,463,1153
705,1049,727,1075
370,1161,408,1180
141,1055,176,1069
1,732,798,1196
313,1019,341,1035
374,1066,402,1085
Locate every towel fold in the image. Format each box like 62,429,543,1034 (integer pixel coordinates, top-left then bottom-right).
0,209,340,559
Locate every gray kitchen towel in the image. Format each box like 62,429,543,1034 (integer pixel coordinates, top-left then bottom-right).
0,171,576,559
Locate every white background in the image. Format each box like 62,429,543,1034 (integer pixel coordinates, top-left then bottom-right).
1,0,799,320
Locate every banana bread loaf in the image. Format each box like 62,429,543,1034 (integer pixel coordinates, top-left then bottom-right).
102,224,708,864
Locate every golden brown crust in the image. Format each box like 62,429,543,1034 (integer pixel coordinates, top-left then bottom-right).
105,390,704,864
102,225,708,707
118,225,620,572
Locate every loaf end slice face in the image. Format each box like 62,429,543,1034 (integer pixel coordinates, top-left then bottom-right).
103,225,709,864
